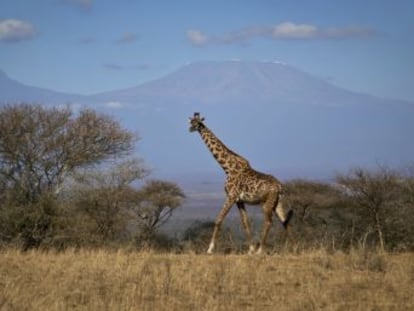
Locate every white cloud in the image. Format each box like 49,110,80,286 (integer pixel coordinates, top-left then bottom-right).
272,22,318,39
105,101,126,109
0,19,36,43
186,30,209,46
186,22,376,46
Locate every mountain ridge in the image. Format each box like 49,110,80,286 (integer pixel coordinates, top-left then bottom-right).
92,61,395,107
0,69,87,105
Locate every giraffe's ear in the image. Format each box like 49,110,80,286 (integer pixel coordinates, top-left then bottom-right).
201,117,205,121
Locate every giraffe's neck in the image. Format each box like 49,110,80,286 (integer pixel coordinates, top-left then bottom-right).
198,125,250,175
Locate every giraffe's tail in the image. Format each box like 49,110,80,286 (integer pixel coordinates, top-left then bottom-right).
282,209,294,229
274,200,293,229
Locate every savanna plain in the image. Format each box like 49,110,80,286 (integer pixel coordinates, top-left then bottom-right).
1,248,413,311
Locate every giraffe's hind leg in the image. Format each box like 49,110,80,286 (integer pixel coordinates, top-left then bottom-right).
237,202,255,254
257,194,277,254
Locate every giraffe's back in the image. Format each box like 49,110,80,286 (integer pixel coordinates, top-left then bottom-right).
226,168,281,205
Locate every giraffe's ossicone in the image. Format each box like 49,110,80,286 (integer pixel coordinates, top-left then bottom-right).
189,112,293,254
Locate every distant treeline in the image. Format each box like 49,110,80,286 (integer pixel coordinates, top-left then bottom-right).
0,103,413,252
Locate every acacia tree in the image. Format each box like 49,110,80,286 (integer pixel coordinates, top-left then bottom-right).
0,103,136,248
0,103,135,201
68,158,148,244
386,166,414,250
134,180,185,246
283,180,344,248
285,180,339,223
402,166,414,206
336,167,402,251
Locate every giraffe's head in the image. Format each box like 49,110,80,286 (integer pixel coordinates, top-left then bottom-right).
188,112,205,132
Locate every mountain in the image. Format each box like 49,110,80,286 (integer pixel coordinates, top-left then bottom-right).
0,70,87,105
1,61,414,180
94,61,372,106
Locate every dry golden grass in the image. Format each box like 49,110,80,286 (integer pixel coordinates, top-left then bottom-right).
0,248,413,311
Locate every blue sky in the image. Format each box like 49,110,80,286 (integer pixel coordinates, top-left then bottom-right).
1,0,413,101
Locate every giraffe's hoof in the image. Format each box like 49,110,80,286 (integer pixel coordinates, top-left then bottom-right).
207,243,215,254
248,245,256,255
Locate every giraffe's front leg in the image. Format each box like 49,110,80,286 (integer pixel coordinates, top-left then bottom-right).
207,197,235,254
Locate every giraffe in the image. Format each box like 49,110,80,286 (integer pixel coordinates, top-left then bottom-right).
188,112,293,254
